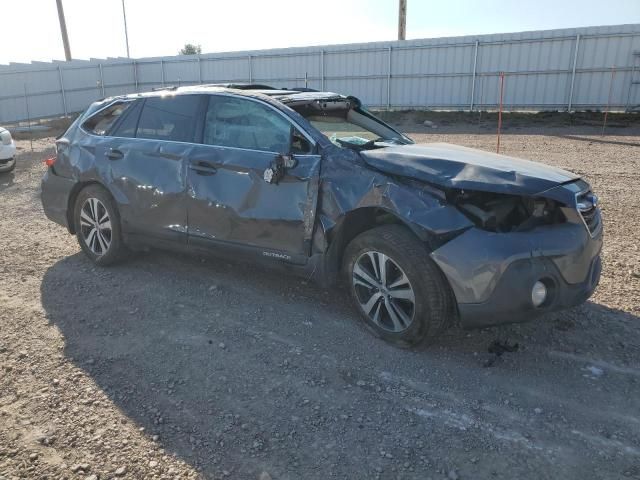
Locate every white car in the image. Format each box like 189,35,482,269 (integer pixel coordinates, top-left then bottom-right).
0,127,16,173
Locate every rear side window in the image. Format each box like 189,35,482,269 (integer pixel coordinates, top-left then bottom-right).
82,101,134,136
111,100,143,138
136,95,201,142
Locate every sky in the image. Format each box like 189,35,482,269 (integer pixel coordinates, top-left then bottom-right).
2,0,639,64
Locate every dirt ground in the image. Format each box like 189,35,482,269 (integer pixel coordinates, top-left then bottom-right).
1,117,639,480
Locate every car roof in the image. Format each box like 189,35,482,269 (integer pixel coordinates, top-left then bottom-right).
104,83,350,107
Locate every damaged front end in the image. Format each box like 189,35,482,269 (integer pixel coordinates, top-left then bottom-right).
429,180,603,328
282,91,602,329
449,189,566,233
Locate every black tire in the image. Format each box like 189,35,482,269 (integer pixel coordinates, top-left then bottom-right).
73,184,127,266
343,225,455,347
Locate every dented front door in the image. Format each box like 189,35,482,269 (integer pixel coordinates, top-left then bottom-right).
186,145,321,260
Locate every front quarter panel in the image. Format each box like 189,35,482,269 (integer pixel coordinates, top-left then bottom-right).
317,145,473,245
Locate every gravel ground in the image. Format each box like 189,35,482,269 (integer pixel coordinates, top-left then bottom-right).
1,121,639,480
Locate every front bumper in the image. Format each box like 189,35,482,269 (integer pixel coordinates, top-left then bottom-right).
41,169,76,231
431,219,602,328
0,142,16,161
0,156,15,172
455,255,601,327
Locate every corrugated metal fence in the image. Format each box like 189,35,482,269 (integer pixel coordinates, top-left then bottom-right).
1,23,640,123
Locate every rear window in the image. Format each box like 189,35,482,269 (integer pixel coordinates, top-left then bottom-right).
135,95,202,142
82,101,134,136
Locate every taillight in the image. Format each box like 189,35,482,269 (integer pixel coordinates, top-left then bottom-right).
45,157,56,167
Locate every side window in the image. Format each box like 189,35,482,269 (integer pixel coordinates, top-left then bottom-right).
136,95,201,142
110,100,143,138
82,101,134,136
203,96,296,153
291,130,312,155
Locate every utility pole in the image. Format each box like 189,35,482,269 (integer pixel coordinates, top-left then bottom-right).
398,0,407,41
121,0,131,58
56,0,72,61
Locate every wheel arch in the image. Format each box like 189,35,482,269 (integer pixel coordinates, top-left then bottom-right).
66,180,115,234
322,206,426,285
321,207,460,316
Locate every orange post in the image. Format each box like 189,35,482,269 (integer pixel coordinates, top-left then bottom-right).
496,72,505,153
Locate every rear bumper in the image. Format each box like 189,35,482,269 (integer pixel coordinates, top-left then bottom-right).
41,169,76,231
431,219,602,328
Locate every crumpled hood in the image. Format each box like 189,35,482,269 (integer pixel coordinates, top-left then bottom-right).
359,143,580,196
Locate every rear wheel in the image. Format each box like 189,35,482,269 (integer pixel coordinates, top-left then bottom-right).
73,185,126,265
343,225,454,347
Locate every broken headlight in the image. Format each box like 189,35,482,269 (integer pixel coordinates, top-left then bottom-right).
451,190,565,233
0,129,12,145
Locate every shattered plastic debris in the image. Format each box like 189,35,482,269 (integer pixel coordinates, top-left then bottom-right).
488,340,520,355
584,365,604,377
484,340,520,367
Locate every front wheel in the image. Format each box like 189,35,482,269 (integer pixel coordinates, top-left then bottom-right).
73,185,126,266
343,225,454,347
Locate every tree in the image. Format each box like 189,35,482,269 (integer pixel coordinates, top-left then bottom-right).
180,44,202,55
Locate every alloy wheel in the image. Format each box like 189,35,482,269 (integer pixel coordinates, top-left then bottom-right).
352,250,416,333
80,197,112,256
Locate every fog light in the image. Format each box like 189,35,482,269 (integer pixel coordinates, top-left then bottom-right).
531,281,547,307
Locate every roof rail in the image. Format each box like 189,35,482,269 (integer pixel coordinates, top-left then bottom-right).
151,85,179,91
287,87,319,93
205,83,277,90
199,83,320,93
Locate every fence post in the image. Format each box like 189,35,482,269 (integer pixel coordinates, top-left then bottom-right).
23,84,33,151
602,66,616,136
567,34,580,112
98,63,105,98
198,56,203,84
160,60,165,86
248,55,253,83
133,60,139,92
470,40,479,111
58,65,68,117
320,50,325,91
387,46,392,110
496,72,505,153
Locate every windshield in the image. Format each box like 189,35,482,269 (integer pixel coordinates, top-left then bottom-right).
310,117,380,146
290,100,412,150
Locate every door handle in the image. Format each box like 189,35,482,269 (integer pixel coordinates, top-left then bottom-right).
189,161,217,175
106,148,124,160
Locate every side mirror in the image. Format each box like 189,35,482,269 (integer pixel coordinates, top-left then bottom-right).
264,153,298,184
263,127,299,184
